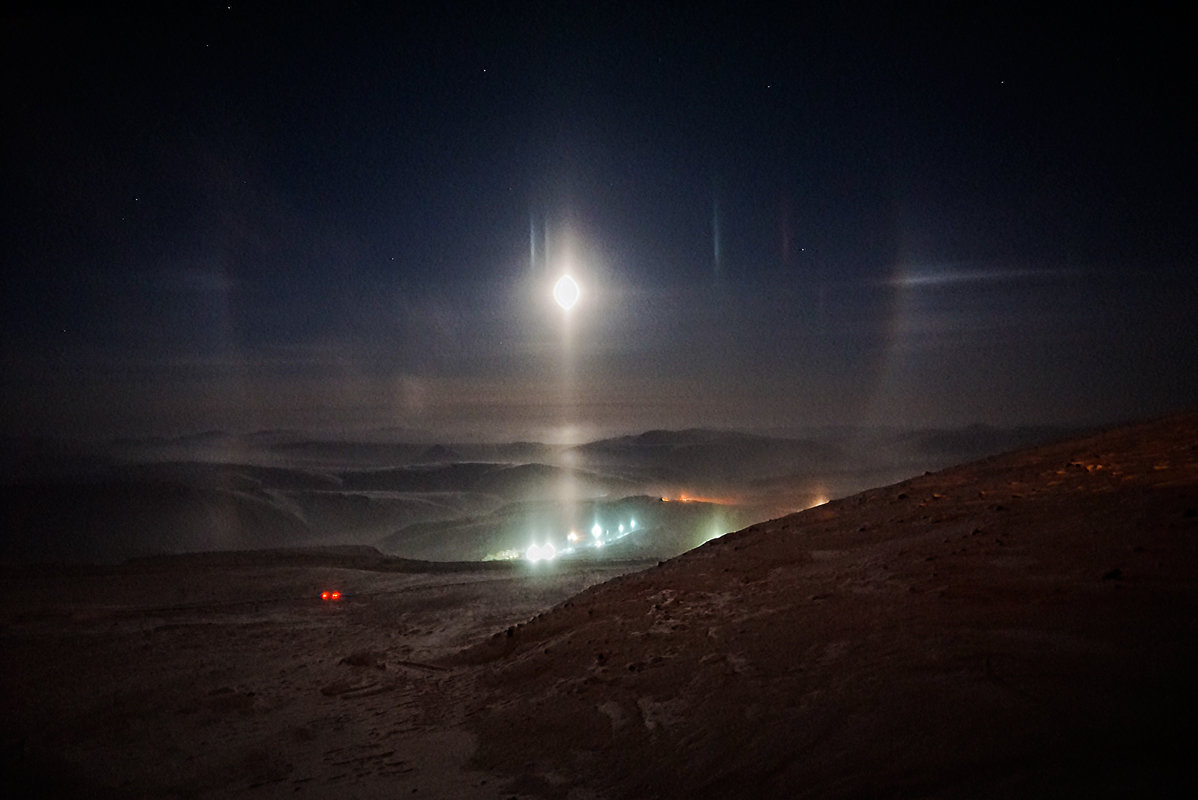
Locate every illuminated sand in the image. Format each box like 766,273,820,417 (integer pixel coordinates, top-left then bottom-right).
3,415,1197,797
0,553,648,797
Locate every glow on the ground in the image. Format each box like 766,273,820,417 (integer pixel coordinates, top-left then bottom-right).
525,542,558,563
553,275,580,309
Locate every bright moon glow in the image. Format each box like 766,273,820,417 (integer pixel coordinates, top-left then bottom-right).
553,275,580,309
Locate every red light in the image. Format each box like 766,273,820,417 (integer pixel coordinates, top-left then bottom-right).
320,591,330,600
330,591,341,601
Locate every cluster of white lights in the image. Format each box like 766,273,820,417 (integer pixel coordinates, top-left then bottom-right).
586,517,637,549
523,518,638,562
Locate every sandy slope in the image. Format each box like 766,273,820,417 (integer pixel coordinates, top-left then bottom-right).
457,414,1198,798
0,552,649,798
2,414,1196,798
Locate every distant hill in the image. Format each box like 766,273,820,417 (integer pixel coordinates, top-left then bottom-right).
892,423,1086,462
573,428,837,486
265,439,561,469
0,480,310,563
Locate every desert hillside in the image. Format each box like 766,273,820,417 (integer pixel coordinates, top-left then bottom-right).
457,413,1198,797
2,414,1196,798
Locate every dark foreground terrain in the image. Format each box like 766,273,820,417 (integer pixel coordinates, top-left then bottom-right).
2,414,1196,798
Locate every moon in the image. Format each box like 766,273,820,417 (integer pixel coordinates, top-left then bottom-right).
553,275,580,310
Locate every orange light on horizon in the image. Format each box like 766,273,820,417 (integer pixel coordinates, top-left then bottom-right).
660,490,739,505
669,493,734,505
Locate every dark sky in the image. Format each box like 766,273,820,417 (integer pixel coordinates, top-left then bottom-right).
4,2,1195,442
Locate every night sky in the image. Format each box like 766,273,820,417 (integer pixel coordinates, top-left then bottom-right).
4,2,1195,442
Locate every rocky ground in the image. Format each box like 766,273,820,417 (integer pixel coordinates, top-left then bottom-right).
3,414,1196,798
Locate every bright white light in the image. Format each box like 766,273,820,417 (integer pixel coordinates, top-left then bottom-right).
591,523,602,538
525,542,558,563
553,275,580,310
630,519,636,529
618,524,625,533
593,539,604,549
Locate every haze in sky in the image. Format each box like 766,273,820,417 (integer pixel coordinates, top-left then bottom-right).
4,2,1194,442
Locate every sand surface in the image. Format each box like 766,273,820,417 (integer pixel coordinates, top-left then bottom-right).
0,552,647,798
3,414,1197,797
